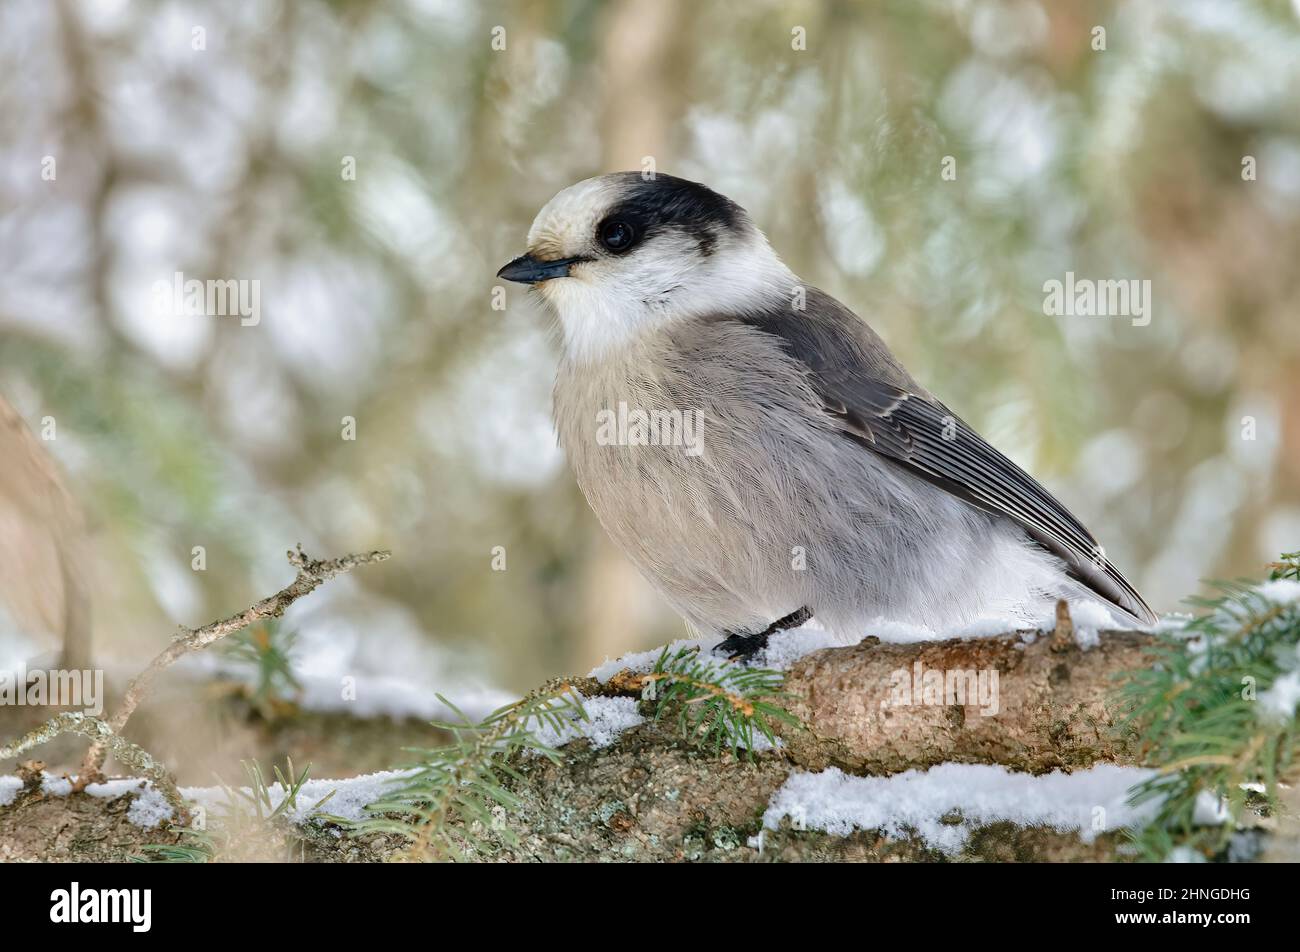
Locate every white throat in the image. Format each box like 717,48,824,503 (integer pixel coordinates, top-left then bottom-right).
539,238,797,365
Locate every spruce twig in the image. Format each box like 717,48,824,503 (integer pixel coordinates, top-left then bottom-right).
1117,552,1300,859
641,646,800,756
357,685,588,861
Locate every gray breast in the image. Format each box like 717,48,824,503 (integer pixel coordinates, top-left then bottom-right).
551,318,1014,636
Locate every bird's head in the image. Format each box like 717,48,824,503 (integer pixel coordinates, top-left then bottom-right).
498,172,794,362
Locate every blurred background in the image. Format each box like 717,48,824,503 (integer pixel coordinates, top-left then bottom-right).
2,0,1299,716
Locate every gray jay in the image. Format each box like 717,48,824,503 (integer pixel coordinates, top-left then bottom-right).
498,172,1157,660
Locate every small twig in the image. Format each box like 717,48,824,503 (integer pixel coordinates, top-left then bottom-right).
0,712,189,820
617,670,758,717
74,546,390,786
0,548,388,823
1050,599,1075,652
0,545,389,796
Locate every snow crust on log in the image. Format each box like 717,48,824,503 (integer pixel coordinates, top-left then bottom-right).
0,769,415,829
532,695,644,749
0,696,648,831
760,763,1231,853
763,764,1156,851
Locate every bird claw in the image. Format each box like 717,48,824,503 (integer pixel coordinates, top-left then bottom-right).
713,606,813,664
714,630,769,663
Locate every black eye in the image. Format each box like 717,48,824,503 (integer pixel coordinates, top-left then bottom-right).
599,220,636,253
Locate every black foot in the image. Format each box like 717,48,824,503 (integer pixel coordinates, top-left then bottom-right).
714,606,813,663
715,630,770,662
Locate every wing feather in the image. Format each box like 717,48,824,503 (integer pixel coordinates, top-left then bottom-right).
737,291,1157,625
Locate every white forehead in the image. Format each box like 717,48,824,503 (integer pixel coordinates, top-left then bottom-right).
526,176,621,257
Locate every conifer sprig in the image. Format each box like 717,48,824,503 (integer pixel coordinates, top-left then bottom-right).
218,619,302,717
642,646,799,756
357,686,587,861
1118,552,1300,859
359,652,800,858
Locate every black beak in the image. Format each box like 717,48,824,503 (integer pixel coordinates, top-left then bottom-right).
496,253,584,284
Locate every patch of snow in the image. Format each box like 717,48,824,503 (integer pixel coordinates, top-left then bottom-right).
84,777,154,800
830,617,940,646
861,613,1035,645
237,769,412,824
176,769,413,826
1166,846,1208,863
762,763,1165,853
589,637,713,682
1157,614,1195,635
753,623,843,668
1068,600,1120,649
124,787,174,829
1192,790,1232,826
41,775,73,796
531,695,643,750
1257,578,1300,606
1258,670,1300,724
0,769,413,829
948,613,1040,639
5,774,176,825
743,731,782,753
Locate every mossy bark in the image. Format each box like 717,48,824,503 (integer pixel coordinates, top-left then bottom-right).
440,716,1136,863
2,625,1164,862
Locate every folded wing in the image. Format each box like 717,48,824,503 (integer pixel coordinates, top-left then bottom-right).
738,290,1157,625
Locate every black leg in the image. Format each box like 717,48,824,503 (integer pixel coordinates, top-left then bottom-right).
714,629,769,661
714,606,813,663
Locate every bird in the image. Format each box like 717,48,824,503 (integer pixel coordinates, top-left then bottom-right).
497,172,1157,661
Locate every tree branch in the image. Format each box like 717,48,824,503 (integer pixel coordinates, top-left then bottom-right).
594,605,1159,776
0,712,188,819
76,546,390,785
0,546,390,799
773,626,1155,775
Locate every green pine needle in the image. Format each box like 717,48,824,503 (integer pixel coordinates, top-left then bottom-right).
356,686,588,861
1116,551,1300,860
218,619,302,716
645,646,800,757
358,651,802,859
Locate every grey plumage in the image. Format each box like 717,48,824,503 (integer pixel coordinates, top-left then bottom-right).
502,172,1157,651
735,288,1155,625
